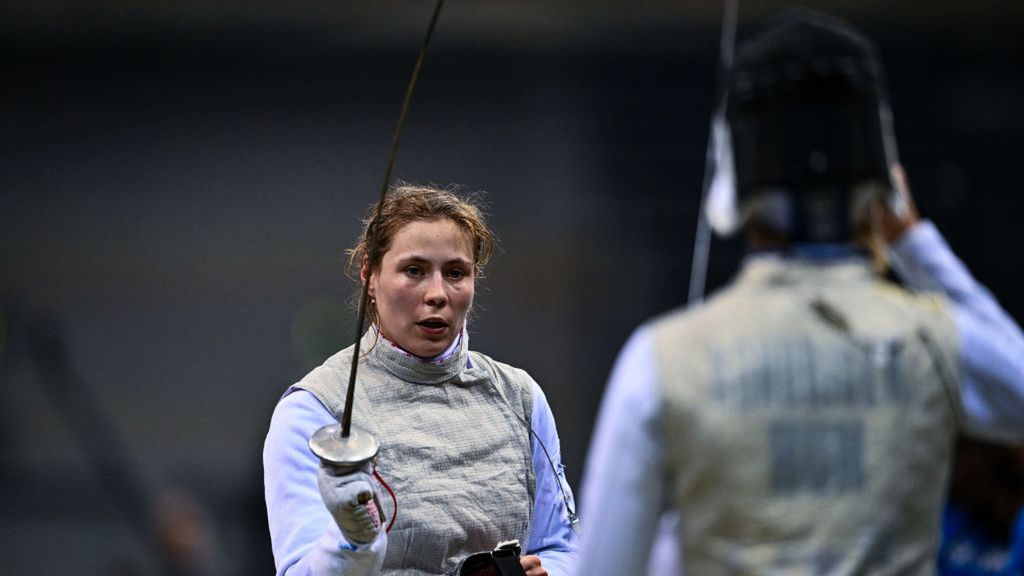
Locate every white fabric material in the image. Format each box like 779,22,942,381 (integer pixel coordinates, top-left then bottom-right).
651,255,958,573
296,330,536,575
705,114,741,236
576,329,666,576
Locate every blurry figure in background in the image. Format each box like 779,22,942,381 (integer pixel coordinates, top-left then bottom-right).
263,185,579,575
939,437,1024,575
106,486,225,576
575,9,1024,575
153,487,224,576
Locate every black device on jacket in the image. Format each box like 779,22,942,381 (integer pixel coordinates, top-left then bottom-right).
457,540,527,576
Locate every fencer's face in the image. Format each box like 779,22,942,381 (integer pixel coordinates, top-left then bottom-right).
367,218,475,358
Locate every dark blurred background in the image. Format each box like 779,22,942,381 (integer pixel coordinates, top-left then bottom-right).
2,1,1022,573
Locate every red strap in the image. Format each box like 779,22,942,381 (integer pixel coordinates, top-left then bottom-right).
373,469,398,533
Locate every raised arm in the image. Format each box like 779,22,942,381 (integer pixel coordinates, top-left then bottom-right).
880,168,1024,441
263,390,387,576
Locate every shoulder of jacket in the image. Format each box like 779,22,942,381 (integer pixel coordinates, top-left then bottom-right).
875,279,950,316
647,297,723,341
469,350,535,389
290,348,352,396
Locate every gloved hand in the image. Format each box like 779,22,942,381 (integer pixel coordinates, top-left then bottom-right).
317,464,384,545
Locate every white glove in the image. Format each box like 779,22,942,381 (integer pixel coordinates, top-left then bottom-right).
317,464,384,545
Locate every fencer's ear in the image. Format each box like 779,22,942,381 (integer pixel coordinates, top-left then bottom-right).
360,258,376,296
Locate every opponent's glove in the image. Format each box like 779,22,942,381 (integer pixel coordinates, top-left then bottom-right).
317,465,384,545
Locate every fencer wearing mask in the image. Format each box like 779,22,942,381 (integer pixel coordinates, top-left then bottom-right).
575,10,1024,575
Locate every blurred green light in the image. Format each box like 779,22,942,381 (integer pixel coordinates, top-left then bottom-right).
290,299,354,370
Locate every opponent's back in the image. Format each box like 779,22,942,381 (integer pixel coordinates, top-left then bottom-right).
652,257,960,575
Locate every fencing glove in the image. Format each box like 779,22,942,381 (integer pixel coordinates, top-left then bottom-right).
317,464,384,545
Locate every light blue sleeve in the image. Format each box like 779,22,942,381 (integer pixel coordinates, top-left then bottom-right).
526,382,581,575
263,389,387,576
890,220,1024,441
573,328,671,576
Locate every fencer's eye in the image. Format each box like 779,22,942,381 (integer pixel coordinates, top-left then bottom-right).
404,265,424,277
445,267,468,280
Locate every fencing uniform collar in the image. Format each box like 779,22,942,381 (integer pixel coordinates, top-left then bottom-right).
739,249,875,288
364,327,472,385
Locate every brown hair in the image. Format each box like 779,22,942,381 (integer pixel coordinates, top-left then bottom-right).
347,183,494,321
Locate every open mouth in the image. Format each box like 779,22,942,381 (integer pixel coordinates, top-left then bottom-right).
417,319,449,331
